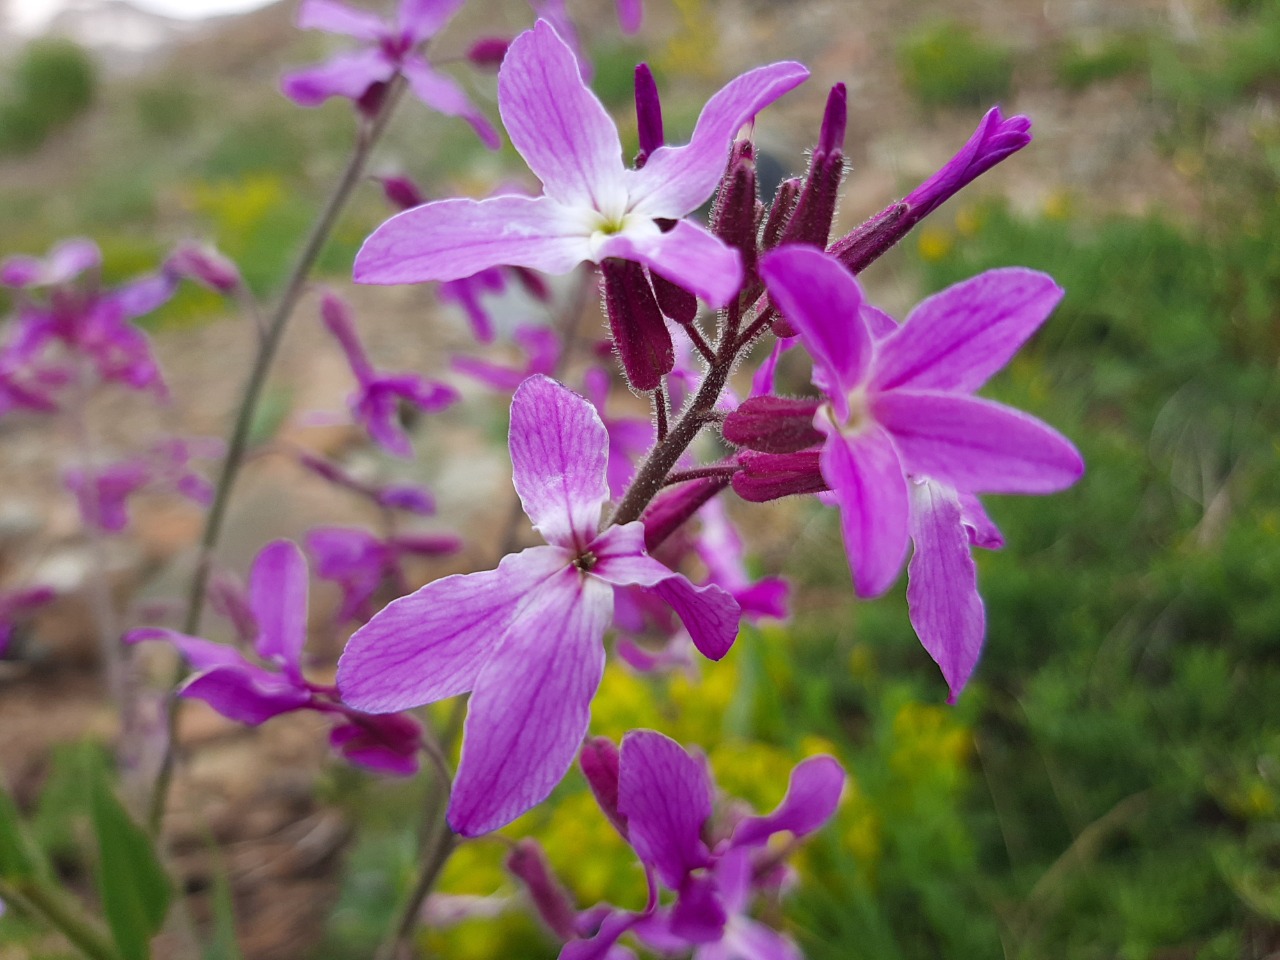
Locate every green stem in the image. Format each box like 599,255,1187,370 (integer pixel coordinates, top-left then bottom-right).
147,79,407,835
0,877,122,960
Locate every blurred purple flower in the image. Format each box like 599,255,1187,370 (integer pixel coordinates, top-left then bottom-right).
126,539,422,776
0,585,56,658
294,449,438,515
63,438,218,533
338,375,741,835
307,525,461,623
281,0,499,147
321,292,459,457
451,324,560,393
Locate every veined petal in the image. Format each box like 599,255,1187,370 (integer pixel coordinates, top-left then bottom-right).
589,522,669,586
499,20,627,212
448,569,612,836
819,426,910,598
907,480,985,702
618,730,714,889
337,546,567,712
628,61,809,218
298,0,385,38
281,48,395,106
402,57,500,149
760,247,872,408
730,755,845,847
354,195,591,285
397,0,465,41
872,268,1063,393
179,666,311,725
125,627,248,672
652,576,741,661
873,391,1084,494
959,491,1004,548
250,540,309,678
510,375,609,551
597,220,742,309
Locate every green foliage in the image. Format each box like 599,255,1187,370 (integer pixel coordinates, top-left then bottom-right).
898,20,1014,109
90,772,171,960
0,782,41,882
0,39,96,154
1056,34,1149,91
133,81,199,140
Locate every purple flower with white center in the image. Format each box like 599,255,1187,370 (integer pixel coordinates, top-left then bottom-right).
353,21,808,313
337,375,742,836
452,324,560,393
126,540,422,776
743,246,1081,697
321,292,459,457
2,239,176,399
307,525,462,623
281,0,499,147
553,731,844,959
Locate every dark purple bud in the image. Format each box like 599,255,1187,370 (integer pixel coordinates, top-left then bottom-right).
780,84,847,250
467,36,511,70
356,80,389,119
580,736,627,837
709,139,760,281
829,108,1030,275
731,450,828,503
633,63,664,168
510,266,551,302
602,258,674,392
641,475,731,552
506,840,578,940
378,175,426,211
649,271,698,325
389,532,463,556
164,242,241,294
722,396,823,454
761,177,802,251
375,483,436,515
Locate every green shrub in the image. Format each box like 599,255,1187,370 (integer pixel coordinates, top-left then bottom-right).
0,38,96,154
898,20,1014,109
1056,34,1149,91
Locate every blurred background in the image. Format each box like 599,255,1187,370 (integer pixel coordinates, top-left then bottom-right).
0,0,1278,957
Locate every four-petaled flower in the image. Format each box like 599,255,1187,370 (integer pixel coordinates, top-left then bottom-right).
353,20,808,311
751,246,1083,697
127,540,422,776
281,0,499,147
338,375,742,836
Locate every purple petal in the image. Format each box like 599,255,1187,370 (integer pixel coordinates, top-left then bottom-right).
819,426,910,598
580,736,627,836
750,337,795,397
903,108,1032,220
125,627,247,671
448,569,611,835
108,273,177,319
616,0,642,32
507,839,579,940
760,247,872,409
629,62,809,218
907,480,985,702
618,730,713,889
402,57,500,149
330,711,422,775
354,195,590,285
337,545,567,713
249,540,309,677
282,48,395,106
499,20,626,210
297,0,385,39
731,754,845,846
180,666,312,725
872,269,1063,394
669,872,726,943
723,918,803,960
597,220,743,309
397,0,465,41
873,391,1085,494
589,522,672,586
322,292,375,382
42,239,102,286
651,576,740,661
509,375,609,551
0,255,42,288
959,492,1004,549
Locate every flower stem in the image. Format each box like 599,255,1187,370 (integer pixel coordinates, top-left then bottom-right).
0,877,122,960
147,79,407,835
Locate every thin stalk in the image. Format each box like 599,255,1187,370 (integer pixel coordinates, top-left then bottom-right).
148,79,407,834
0,877,122,960
662,464,738,487
653,384,669,441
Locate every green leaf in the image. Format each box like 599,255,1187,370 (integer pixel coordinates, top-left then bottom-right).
0,782,40,880
90,774,171,960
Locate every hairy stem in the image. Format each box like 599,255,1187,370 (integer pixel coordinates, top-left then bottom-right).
147,80,406,834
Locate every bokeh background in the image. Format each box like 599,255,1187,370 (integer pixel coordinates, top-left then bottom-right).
0,0,1278,957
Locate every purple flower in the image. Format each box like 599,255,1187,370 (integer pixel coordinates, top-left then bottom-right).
452,324,560,393
307,525,461,623
294,449,437,515
126,540,422,776
63,438,217,533
746,246,1081,698
321,292,459,457
281,0,499,147
337,375,742,835
553,731,845,959
353,20,808,311
1,239,175,400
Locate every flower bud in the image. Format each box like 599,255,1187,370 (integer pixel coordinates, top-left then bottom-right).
731,451,827,503
602,258,673,392
506,840,578,940
165,241,242,294
761,178,802,252
779,83,847,250
466,36,510,70
641,475,731,551
722,395,823,454
377,175,426,211
709,138,760,282
649,271,698,325
633,63,663,168
580,736,627,837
